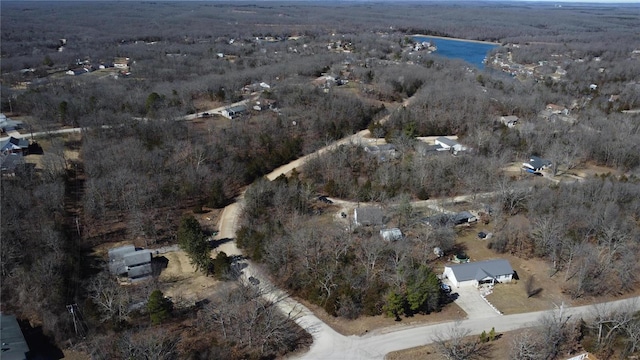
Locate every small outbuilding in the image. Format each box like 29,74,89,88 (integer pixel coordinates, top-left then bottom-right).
443,259,514,288
380,228,403,241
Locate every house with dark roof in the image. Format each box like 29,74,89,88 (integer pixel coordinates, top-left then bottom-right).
443,259,514,287
423,211,477,228
0,137,29,155
221,104,248,119
0,313,30,360
522,156,552,173
0,114,23,133
0,153,25,176
353,206,385,227
108,245,152,282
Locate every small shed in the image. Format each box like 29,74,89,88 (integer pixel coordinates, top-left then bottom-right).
380,228,403,241
443,259,514,287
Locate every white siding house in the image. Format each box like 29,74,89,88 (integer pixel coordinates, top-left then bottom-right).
443,259,514,287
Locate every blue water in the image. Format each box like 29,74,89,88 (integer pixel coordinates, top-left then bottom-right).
413,36,499,69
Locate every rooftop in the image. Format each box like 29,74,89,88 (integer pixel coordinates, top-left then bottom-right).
446,259,513,282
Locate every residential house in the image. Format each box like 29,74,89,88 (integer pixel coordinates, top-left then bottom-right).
66,68,88,76
422,213,455,228
221,104,248,119
453,211,478,225
353,206,385,227
415,142,442,157
0,137,29,155
435,137,466,154
380,228,403,241
522,155,552,173
0,313,30,360
546,104,568,115
364,144,397,160
108,245,152,282
0,153,25,177
312,75,337,89
0,114,23,133
423,211,477,228
114,57,131,69
253,99,277,111
499,115,518,128
443,259,514,287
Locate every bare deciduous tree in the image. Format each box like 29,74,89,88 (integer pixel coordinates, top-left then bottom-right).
433,322,492,360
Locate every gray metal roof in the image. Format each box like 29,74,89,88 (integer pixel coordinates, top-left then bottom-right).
0,313,30,360
127,263,153,279
108,245,136,261
447,259,513,282
227,104,248,113
124,249,152,267
435,137,458,147
355,206,384,226
526,156,552,170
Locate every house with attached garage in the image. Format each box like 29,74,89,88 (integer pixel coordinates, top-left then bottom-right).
522,155,552,173
108,245,153,283
443,259,514,287
435,136,466,154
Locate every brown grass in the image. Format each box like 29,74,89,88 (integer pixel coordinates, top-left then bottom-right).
298,299,466,337
385,329,526,360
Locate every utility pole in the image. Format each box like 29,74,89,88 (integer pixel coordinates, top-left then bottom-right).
66,303,87,339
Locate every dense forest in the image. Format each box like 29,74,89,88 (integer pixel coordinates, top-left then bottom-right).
2,1,640,359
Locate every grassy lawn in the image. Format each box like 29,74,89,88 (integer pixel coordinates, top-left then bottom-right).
455,224,569,315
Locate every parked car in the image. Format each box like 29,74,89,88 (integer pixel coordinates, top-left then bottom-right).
478,231,487,239
318,196,333,204
440,283,452,293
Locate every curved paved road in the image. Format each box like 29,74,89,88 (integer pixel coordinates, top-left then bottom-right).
205,94,640,359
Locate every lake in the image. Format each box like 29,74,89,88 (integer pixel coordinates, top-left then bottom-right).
412,35,499,69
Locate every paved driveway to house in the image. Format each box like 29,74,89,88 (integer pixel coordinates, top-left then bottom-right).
445,280,501,319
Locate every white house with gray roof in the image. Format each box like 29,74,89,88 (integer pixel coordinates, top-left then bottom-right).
443,259,514,287
435,136,466,154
